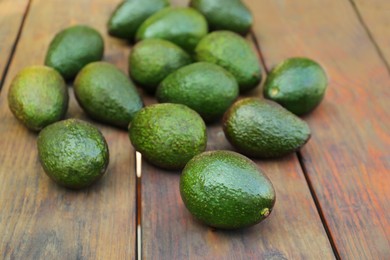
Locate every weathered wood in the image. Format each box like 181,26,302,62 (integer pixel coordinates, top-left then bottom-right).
0,0,30,86
245,0,390,258
0,0,136,259
140,1,334,259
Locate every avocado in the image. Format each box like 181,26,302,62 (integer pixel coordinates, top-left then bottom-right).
156,62,238,122
223,98,311,158
195,31,261,92
45,25,104,80
190,0,253,35
180,150,275,229
108,0,169,41
128,103,207,170
264,57,328,115
7,66,68,131
136,7,208,53
129,39,192,94
37,119,109,189
74,62,143,128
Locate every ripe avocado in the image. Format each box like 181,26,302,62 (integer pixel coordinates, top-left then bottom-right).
7,66,68,131
74,62,143,128
45,25,104,80
190,0,253,35
128,103,207,170
195,31,261,92
156,62,239,122
136,7,208,53
180,150,275,229
107,0,169,41
223,98,311,158
129,39,192,94
37,119,109,189
264,57,328,115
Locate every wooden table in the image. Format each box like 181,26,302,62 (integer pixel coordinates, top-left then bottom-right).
0,0,389,259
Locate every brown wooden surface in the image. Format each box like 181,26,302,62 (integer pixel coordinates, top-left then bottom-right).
246,0,390,258
0,0,30,85
0,0,136,259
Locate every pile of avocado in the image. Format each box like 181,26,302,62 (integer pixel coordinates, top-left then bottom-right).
7,0,328,230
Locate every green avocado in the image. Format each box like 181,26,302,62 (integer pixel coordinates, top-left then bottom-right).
264,57,328,116
156,62,238,122
190,0,253,35
45,25,104,80
128,103,207,170
223,98,311,158
37,119,109,189
107,0,169,41
7,66,68,131
195,31,261,92
129,39,192,94
180,150,275,229
74,62,143,128
136,7,208,53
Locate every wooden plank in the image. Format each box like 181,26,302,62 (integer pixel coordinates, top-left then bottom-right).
141,1,335,259
245,0,390,258
0,0,30,86
0,0,136,259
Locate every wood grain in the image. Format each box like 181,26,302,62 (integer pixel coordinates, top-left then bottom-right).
0,0,137,259
245,0,390,258
140,1,334,259
0,0,30,86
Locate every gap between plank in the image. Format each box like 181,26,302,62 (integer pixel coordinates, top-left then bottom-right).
0,0,33,92
250,31,341,259
135,151,142,260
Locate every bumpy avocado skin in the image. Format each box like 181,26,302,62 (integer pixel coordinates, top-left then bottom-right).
129,39,192,93
37,119,109,189
74,62,143,128
136,7,208,53
264,57,328,116
195,31,261,92
128,103,207,170
156,62,238,122
180,150,275,229
108,0,169,41
45,25,104,80
223,98,311,158
7,66,69,131
190,0,253,35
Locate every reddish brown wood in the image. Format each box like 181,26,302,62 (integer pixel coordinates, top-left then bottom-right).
0,0,136,258
245,0,390,258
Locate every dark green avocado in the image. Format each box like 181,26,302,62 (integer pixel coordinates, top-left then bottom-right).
180,150,275,229
107,0,169,41
223,98,311,158
74,62,143,128
264,57,328,116
45,25,104,80
156,62,239,122
37,119,109,189
190,0,253,35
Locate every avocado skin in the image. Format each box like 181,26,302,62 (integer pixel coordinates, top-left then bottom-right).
223,98,311,158
45,25,104,80
180,150,275,229
190,0,253,35
108,0,169,41
156,62,238,122
129,103,207,170
136,7,208,53
195,31,261,92
74,62,143,128
264,57,328,116
37,119,109,189
129,39,192,94
7,66,68,131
